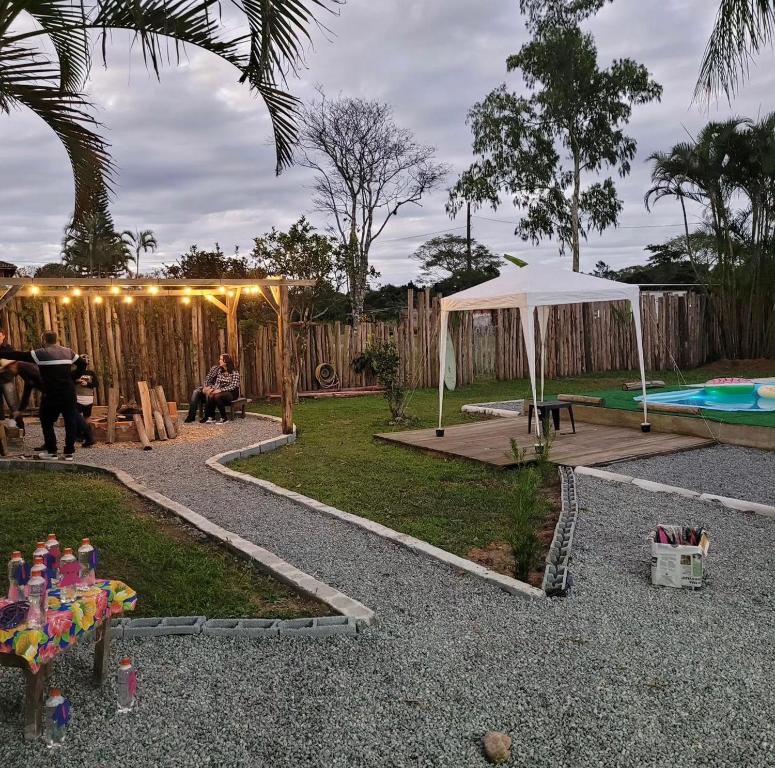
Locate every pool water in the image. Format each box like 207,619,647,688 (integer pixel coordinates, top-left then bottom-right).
637,386,775,412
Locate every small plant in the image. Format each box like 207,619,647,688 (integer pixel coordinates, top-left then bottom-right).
534,425,556,483
510,438,528,468
508,468,546,581
359,339,410,423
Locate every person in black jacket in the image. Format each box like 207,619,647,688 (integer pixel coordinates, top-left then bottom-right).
0,326,22,428
2,330,86,460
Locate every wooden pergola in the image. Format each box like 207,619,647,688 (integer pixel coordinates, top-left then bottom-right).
1,276,315,434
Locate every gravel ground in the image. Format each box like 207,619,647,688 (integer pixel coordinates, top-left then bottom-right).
471,400,523,411
613,444,775,505
2,421,775,767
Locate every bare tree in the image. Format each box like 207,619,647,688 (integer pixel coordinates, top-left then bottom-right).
298,94,448,326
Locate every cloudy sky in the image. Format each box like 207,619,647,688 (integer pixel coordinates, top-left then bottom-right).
2,0,775,284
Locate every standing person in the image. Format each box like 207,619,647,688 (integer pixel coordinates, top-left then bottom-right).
201,353,240,423
185,361,221,423
2,360,43,434
2,331,86,460
0,327,22,428
74,359,98,447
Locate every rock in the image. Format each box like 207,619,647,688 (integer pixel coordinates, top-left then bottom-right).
482,731,512,764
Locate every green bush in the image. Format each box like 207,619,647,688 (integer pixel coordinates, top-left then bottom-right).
508,468,546,581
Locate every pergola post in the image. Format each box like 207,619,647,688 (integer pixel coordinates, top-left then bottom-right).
277,285,294,435
225,288,241,359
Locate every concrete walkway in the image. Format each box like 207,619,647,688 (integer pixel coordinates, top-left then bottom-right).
2,421,774,768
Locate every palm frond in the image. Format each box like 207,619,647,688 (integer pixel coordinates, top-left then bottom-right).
91,0,340,172
696,0,775,100
0,44,112,225
7,0,91,91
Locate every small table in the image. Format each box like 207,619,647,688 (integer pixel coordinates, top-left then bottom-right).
0,579,136,740
527,400,576,434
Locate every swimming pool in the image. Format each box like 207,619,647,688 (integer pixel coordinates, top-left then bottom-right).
637,381,775,412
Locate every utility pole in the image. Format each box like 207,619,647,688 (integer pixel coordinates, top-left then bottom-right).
466,202,472,271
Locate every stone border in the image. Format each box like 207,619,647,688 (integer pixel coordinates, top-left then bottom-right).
575,465,775,519
0,429,376,628
110,615,357,639
461,401,524,418
206,422,545,601
542,466,578,596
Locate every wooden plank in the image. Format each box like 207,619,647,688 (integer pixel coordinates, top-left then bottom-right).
132,414,153,451
0,422,7,456
136,381,155,440
154,385,178,439
106,387,120,444
148,388,168,440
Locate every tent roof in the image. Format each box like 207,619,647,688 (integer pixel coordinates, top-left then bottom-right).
439,263,640,311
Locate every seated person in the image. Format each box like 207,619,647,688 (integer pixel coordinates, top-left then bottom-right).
201,354,241,423
185,361,222,423
74,359,99,447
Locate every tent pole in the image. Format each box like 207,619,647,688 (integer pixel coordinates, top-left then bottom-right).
437,310,449,436
630,295,650,432
537,306,548,403
519,305,541,441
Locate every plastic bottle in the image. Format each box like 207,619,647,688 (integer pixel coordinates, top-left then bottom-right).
29,554,48,590
33,540,48,563
26,557,47,627
117,657,137,713
59,548,78,604
77,538,95,589
45,533,61,583
43,688,68,748
7,551,25,602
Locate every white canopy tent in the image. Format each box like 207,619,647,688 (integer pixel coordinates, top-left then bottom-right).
437,264,650,437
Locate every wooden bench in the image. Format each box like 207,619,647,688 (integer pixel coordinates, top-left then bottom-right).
197,396,251,421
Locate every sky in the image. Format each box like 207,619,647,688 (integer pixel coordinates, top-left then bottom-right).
2,0,775,284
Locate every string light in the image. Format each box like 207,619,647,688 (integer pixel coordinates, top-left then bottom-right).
29,285,40,296
249,286,259,295
148,285,159,295
62,296,71,305
110,286,120,295
227,290,234,298
72,288,82,297
181,296,191,305
94,296,103,305
123,295,134,305
183,287,192,295
219,286,227,294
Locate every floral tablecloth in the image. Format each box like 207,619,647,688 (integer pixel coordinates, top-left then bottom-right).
0,579,137,673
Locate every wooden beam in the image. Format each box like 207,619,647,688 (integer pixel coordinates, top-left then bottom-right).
1,277,316,287
257,285,280,314
278,285,294,435
136,381,155,441
132,414,153,450
225,287,241,359
106,387,119,444
204,294,228,313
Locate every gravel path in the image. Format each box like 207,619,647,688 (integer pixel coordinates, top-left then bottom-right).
2,421,775,767
613,444,775,505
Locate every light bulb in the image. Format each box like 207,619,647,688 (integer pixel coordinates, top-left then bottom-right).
62,296,71,305
94,296,103,305
110,286,120,295
72,288,82,297
181,296,191,305
123,295,133,305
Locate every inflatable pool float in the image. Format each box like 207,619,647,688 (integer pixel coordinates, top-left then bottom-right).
756,384,775,399
704,377,755,400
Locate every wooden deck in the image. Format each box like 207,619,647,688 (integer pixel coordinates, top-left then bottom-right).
375,417,713,468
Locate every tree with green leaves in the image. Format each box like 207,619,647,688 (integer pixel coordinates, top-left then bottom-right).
411,234,501,293
0,0,338,227
250,217,345,322
163,244,252,279
449,7,661,273
122,229,158,278
61,210,132,276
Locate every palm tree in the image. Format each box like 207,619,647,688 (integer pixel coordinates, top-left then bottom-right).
62,210,133,276
697,1,775,99
1,0,337,225
123,229,158,277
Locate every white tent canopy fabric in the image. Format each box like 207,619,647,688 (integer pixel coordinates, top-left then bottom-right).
437,264,649,436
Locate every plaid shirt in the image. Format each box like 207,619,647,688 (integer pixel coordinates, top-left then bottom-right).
203,365,220,387
213,368,240,394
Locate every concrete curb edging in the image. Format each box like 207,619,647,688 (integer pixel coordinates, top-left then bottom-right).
0,428,376,627
575,465,775,518
109,615,358,639
206,426,545,601
462,401,524,418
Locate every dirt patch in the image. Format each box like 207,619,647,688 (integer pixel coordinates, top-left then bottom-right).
466,482,562,588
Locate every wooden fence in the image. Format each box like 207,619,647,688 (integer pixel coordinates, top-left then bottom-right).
1,289,716,406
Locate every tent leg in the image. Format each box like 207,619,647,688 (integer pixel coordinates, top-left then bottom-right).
631,297,650,432
436,310,449,437
519,306,541,443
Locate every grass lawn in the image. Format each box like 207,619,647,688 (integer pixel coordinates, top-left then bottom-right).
236,361,774,580
0,471,329,619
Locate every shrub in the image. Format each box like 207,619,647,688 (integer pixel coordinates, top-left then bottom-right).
508,468,547,581
359,339,409,422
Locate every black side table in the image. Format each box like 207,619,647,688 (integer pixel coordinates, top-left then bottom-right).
527,400,576,434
